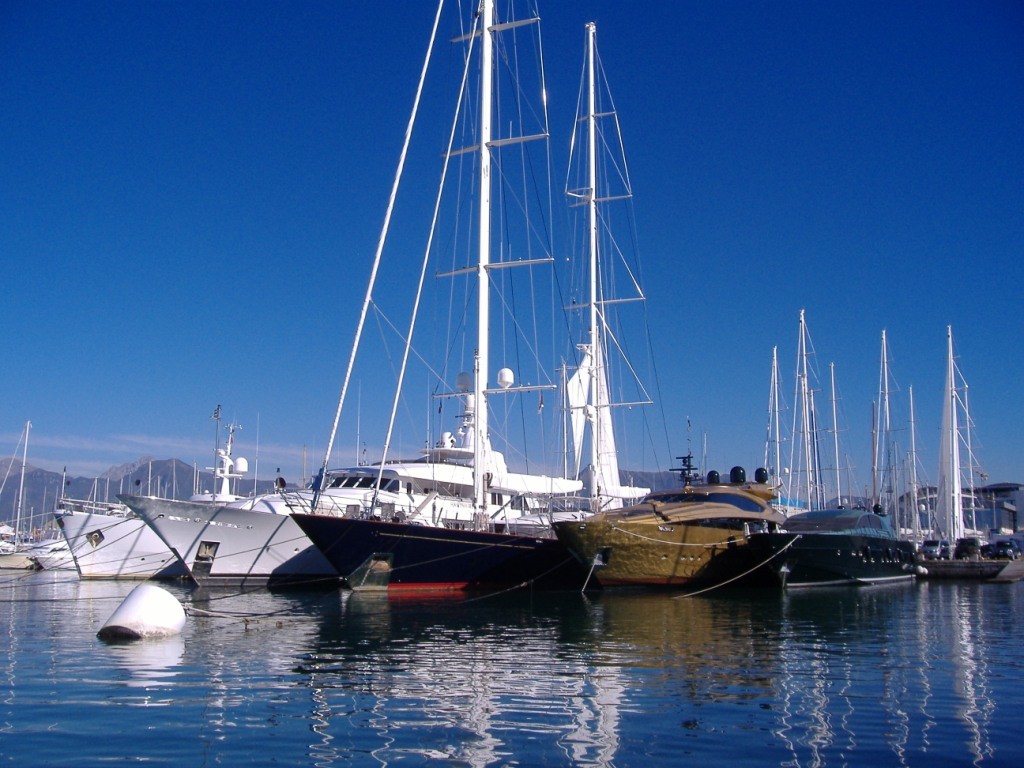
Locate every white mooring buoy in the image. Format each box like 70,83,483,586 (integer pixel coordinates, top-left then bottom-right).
97,583,186,641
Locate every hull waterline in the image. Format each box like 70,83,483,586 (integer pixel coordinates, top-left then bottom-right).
56,508,187,579
291,513,588,592
119,495,339,587
553,518,796,590
748,532,918,588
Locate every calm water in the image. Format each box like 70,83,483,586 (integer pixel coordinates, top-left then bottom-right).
2,570,1023,767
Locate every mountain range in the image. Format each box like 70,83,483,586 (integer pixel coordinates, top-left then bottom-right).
0,457,285,530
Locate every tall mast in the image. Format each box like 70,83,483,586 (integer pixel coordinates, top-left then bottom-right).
791,310,817,510
473,0,495,520
875,330,894,515
14,420,30,543
963,374,978,533
908,384,920,542
563,20,648,510
585,21,600,505
764,345,783,492
829,362,842,505
937,325,964,541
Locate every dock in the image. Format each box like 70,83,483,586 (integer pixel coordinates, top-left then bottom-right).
917,558,1024,583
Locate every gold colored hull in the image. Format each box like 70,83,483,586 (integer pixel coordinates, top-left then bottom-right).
555,518,768,587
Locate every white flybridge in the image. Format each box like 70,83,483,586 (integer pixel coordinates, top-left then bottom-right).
935,326,979,542
564,22,652,512
188,417,248,503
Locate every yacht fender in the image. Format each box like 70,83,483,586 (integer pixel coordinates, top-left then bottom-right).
97,583,186,640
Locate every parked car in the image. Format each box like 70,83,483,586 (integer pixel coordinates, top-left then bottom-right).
992,540,1021,560
920,539,951,560
954,537,983,560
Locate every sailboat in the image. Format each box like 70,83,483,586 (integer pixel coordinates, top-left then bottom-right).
548,23,792,591
746,313,918,588
917,326,1023,579
117,2,590,591
292,2,604,592
935,325,971,544
561,21,653,513
0,421,37,570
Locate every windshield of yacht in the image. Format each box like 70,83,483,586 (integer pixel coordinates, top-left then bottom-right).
641,492,766,514
328,473,400,492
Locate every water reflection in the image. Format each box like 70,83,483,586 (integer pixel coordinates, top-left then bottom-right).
303,591,625,767
105,635,185,688
293,584,1013,767
297,590,786,766
771,583,1007,767
2,572,1020,766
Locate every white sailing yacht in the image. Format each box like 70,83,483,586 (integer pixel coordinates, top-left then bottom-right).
124,1,591,588
292,2,639,590
935,325,980,543
563,20,652,512
0,421,36,570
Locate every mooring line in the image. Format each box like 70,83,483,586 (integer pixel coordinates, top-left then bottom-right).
675,534,803,598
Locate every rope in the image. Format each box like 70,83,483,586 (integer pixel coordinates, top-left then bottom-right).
186,605,322,624
580,554,602,593
675,534,803,599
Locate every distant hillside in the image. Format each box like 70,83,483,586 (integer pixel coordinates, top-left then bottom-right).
0,457,284,529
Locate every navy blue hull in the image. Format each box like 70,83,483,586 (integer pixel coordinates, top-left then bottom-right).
749,532,918,588
291,514,589,591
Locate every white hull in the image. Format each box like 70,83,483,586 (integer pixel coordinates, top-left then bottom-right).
29,542,77,571
57,507,187,579
0,551,37,570
121,496,338,585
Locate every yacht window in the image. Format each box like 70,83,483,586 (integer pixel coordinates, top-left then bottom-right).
651,492,765,513
856,515,884,530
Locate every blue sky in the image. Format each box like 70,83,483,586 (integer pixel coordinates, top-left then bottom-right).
2,1,1022,492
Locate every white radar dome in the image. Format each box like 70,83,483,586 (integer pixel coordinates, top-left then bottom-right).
497,368,514,389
